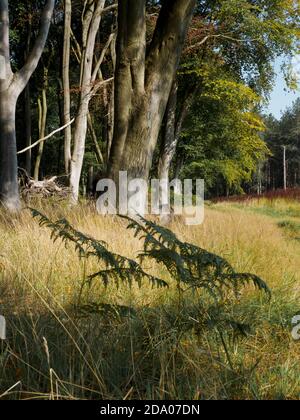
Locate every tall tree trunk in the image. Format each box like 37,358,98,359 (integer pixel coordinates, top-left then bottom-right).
283,145,287,190
108,0,196,184
158,82,178,182
0,0,55,211
0,92,19,211
88,112,104,165
70,99,90,201
24,84,32,176
24,12,32,176
158,81,193,182
62,0,72,174
57,78,64,174
107,34,116,165
70,0,114,202
34,75,48,181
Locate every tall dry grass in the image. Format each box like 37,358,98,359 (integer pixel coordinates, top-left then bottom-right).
0,199,300,400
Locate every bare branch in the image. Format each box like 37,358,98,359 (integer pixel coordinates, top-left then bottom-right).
88,113,104,164
186,33,263,52
91,76,114,96
103,3,118,14
14,0,55,93
71,29,82,62
92,32,116,82
17,119,75,155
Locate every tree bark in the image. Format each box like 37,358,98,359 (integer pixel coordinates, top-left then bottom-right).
24,84,32,176
0,0,55,211
34,72,48,181
70,0,113,203
158,82,178,181
24,14,33,176
158,81,194,182
62,0,72,174
283,145,287,190
107,34,116,164
56,78,64,174
108,0,196,183
0,92,19,211
88,112,104,165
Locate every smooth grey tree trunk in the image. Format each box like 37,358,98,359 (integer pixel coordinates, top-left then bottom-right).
158,81,194,183
69,0,114,203
34,81,48,181
158,81,179,183
0,0,55,211
70,100,90,202
24,13,32,176
0,92,19,211
283,145,287,190
24,84,32,176
108,0,196,184
88,113,104,165
62,0,72,175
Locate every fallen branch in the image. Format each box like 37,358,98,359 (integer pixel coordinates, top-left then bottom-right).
21,176,71,200
17,118,75,155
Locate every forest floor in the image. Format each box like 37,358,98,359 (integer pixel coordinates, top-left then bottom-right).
0,196,300,400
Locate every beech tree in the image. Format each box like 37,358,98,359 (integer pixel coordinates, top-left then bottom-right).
108,0,196,183
1,0,299,207
0,0,55,211
158,0,300,189
158,79,194,183
68,0,116,202
62,0,72,175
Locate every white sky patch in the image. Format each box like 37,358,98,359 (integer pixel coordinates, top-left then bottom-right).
291,55,300,80
0,55,6,80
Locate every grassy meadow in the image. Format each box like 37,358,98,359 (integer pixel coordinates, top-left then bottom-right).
0,196,300,400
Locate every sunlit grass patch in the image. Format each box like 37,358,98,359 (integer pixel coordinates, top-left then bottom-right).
0,200,300,399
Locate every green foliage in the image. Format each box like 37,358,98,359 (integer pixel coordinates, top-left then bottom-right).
9,0,300,196
179,66,269,195
172,0,300,198
211,0,299,93
187,0,300,95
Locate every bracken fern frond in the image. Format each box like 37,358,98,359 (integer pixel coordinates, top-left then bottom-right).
122,216,271,300
30,209,168,290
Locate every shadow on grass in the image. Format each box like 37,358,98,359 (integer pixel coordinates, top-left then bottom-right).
1,291,299,401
